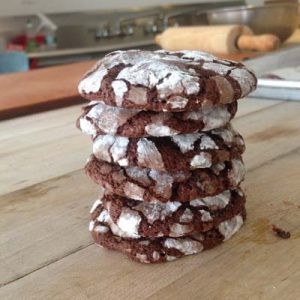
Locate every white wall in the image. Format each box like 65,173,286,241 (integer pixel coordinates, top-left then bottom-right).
0,0,237,16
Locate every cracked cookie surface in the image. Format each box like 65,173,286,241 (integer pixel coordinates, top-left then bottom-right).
89,210,246,263
91,125,245,172
90,188,246,238
78,50,257,112
77,100,237,138
85,155,245,202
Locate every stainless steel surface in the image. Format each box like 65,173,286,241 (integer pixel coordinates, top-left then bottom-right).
163,8,205,28
207,3,299,41
0,1,243,66
244,46,300,76
250,78,300,101
246,46,300,101
35,13,57,33
27,39,155,58
114,11,164,37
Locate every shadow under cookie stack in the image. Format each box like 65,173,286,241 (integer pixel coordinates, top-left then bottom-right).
77,50,257,264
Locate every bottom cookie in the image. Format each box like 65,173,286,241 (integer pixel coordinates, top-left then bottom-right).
89,211,246,264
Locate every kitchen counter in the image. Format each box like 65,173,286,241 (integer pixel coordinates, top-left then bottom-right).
0,60,97,119
0,98,299,299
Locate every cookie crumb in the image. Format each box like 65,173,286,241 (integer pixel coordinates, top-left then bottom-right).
272,225,291,239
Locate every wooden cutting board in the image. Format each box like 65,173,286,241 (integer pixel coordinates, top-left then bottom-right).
0,98,299,299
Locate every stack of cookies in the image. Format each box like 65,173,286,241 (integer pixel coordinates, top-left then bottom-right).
77,50,257,263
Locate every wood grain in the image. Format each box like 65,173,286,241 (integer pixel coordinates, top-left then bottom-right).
0,60,96,118
0,98,299,299
1,149,299,300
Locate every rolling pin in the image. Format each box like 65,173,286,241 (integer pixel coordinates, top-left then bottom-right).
155,25,280,54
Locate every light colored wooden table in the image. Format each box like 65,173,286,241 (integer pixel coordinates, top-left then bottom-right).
0,98,299,300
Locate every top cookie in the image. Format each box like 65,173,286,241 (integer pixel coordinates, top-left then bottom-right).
78,50,257,112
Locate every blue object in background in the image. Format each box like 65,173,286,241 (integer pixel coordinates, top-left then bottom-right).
0,52,29,74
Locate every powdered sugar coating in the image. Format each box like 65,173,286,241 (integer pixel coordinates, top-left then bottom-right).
127,86,148,105
93,135,115,162
125,166,151,186
89,220,95,232
171,133,201,153
116,58,200,99
190,152,212,168
86,155,245,202
79,117,97,137
212,127,235,144
116,208,141,238
230,68,255,97
134,201,181,224
169,224,192,237
179,208,194,222
152,251,160,261
229,159,246,186
199,210,213,222
218,215,244,241
199,135,218,150
91,125,244,172
164,237,203,254
94,224,109,233
190,190,232,210
78,65,107,94
110,136,129,166
111,80,128,106
80,101,139,137
167,96,189,110
124,182,145,201
91,197,242,239
90,199,102,213
145,124,179,136
97,207,141,238
93,135,129,166
92,215,243,263
179,50,215,61
91,187,245,239
78,101,236,138
137,139,164,171
97,209,109,223
79,50,256,111
149,170,174,198
202,62,233,75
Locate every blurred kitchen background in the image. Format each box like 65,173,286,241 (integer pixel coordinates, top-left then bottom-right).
0,0,299,118
0,0,298,68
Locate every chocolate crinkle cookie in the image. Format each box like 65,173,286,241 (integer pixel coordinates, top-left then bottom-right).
77,100,237,138
78,50,257,112
89,207,246,263
90,188,246,238
85,155,245,202
76,49,256,264
91,124,245,172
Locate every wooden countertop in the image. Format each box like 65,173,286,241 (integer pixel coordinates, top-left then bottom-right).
0,60,96,119
0,98,299,299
